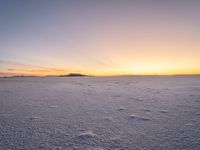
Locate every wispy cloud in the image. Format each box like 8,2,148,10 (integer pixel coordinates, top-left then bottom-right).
0,60,79,76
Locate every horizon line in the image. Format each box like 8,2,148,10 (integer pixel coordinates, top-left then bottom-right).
1,73,200,78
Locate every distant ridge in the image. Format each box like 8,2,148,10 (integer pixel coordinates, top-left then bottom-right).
59,73,87,77
0,75,38,78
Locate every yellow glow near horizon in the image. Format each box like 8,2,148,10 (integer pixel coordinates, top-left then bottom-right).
1,45,200,76
1,64,200,77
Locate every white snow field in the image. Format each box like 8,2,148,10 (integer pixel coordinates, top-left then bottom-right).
0,76,200,150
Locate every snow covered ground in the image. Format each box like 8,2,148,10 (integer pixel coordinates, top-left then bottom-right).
0,76,200,150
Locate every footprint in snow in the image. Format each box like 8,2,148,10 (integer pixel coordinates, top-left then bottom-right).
129,114,151,121
133,98,144,101
85,147,104,150
112,95,121,98
48,105,58,108
29,116,40,120
159,110,169,114
24,103,32,106
117,107,126,111
142,108,152,112
103,117,113,121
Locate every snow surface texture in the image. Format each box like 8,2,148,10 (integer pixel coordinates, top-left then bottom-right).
0,76,200,150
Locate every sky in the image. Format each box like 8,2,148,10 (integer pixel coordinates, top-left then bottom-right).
0,0,200,76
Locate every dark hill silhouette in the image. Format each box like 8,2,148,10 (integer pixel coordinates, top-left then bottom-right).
60,73,87,77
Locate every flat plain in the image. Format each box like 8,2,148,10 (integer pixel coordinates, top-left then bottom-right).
0,76,200,150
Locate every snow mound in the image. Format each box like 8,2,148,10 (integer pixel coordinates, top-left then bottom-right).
0,113,13,117
110,135,121,140
185,123,193,126
77,130,98,138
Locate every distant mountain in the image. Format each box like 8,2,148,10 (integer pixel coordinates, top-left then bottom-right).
0,75,38,78
60,73,87,77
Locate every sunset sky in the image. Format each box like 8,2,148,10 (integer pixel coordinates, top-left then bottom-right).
0,0,200,76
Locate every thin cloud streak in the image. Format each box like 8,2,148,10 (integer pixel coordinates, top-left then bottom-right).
0,60,80,77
